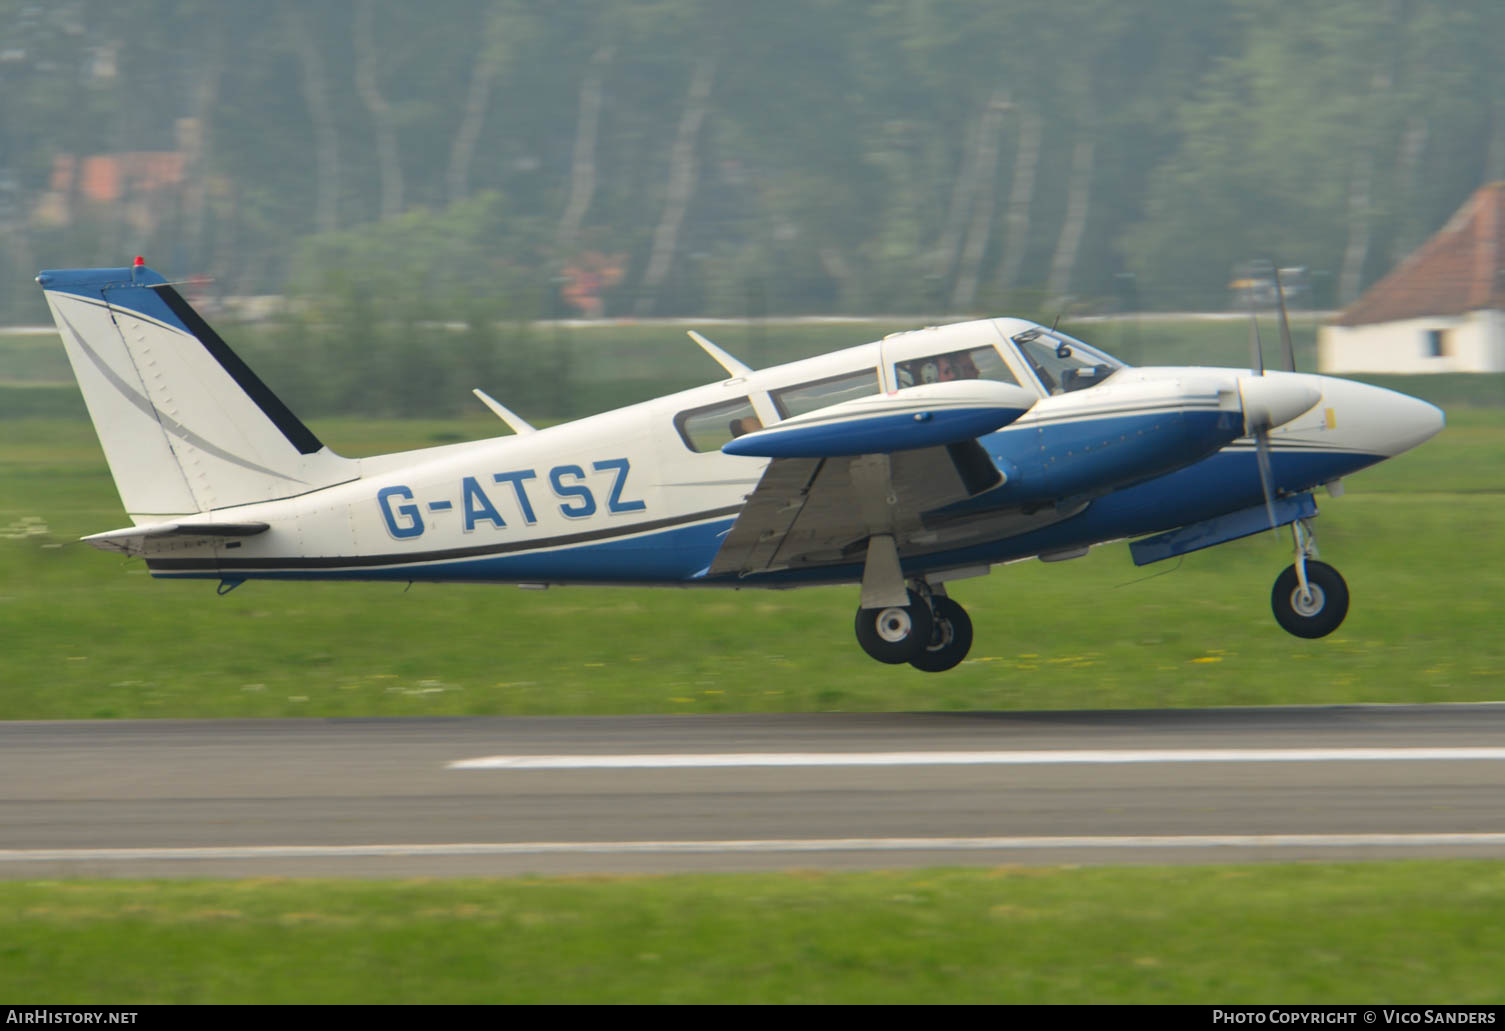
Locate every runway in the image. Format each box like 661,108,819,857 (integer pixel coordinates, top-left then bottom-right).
3,703,1504,878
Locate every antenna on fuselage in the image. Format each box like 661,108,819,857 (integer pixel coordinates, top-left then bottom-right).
688,330,753,378
472,388,537,435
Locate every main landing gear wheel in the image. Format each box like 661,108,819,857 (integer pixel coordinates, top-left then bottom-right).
854,589,934,664
909,596,973,673
1271,559,1349,639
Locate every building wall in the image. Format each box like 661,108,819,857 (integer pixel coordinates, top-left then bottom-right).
1318,310,1505,373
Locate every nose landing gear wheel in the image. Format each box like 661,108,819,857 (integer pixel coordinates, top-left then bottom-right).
909,596,973,673
854,590,934,664
1271,559,1349,638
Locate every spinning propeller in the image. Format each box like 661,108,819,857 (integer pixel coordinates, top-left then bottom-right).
1244,267,1298,535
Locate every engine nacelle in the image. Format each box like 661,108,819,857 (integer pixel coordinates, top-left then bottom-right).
982,375,1248,503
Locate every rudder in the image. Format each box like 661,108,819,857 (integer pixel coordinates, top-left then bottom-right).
37,263,356,521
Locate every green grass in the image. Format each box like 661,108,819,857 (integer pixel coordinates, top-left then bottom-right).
4,416,1502,1006
3,862,1504,1003
1,413,1501,721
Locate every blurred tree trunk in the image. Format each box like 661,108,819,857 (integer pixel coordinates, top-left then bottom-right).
448,2,508,206
1046,131,1096,307
1488,96,1505,183
929,105,985,283
1338,66,1393,306
211,178,241,295
183,15,224,272
994,103,1041,295
1389,114,1428,267
1337,151,1374,307
951,89,1010,310
354,0,403,221
635,55,715,316
818,245,859,311
286,6,339,234
555,45,614,254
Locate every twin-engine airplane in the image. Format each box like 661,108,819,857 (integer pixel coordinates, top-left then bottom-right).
38,260,1443,672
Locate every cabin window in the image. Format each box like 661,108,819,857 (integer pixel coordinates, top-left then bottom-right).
771,368,879,419
895,345,1019,388
675,396,761,453
1012,330,1121,395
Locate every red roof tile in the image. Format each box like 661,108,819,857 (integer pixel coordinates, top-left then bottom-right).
1333,181,1505,326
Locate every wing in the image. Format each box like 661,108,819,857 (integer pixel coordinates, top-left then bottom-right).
707,441,1016,577
705,379,1096,579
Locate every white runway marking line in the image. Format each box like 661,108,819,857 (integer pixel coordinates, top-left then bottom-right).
446,747,1505,770
6,834,1505,864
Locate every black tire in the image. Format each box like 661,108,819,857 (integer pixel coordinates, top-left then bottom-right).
910,596,974,673
854,589,934,664
1271,560,1349,639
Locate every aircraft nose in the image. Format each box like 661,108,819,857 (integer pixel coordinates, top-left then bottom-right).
1347,382,1446,457
1378,389,1445,456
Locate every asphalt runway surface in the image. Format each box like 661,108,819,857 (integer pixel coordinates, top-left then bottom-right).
3,703,1504,878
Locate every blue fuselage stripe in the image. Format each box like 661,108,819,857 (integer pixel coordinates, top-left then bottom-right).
149,443,1381,586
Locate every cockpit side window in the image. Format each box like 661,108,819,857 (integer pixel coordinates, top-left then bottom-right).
675,396,760,453
771,368,879,419
895,345,1018,389
1011,330,1121,396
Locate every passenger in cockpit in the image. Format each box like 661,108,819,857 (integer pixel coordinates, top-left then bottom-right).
938,352,979,381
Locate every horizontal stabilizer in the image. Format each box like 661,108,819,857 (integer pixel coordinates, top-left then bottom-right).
83,521,269,556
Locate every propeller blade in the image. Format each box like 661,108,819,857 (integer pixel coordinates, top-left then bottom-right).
1273,268,1296,373
1255,429,1279,537
1248,307,1265,376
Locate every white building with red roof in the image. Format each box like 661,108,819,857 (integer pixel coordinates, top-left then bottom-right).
1319,182,1505,373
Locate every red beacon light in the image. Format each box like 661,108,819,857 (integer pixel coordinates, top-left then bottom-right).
133,256,145,267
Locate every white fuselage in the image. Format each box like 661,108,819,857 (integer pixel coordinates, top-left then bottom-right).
139,317,1443,587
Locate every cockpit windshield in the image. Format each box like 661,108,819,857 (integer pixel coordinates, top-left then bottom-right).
1010,328,1124,396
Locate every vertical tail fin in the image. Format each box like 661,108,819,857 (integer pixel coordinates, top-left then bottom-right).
37,263,356,521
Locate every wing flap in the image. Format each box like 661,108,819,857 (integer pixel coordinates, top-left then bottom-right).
708,444,998,578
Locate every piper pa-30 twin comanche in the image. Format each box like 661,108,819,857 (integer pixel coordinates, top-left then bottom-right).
38,260,1444,672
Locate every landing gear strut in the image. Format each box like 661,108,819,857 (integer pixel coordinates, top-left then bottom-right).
1271,518,1349,638
854,581,974,671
